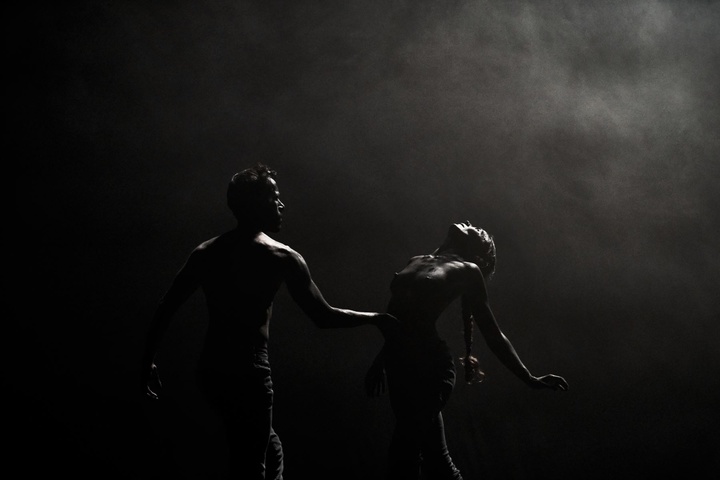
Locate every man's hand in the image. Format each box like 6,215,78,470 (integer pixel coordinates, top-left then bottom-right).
142,362,163,400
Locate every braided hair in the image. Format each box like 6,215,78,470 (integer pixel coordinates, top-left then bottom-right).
459,226,496,384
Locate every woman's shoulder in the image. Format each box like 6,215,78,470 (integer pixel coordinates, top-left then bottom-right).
436,255,484,283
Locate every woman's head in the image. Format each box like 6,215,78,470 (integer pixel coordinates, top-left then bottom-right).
446,221,496,279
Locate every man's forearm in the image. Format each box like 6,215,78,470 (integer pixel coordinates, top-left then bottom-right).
315,308,380,329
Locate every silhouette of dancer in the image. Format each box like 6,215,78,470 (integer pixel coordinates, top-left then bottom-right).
141,163,396,479
365,221,568,480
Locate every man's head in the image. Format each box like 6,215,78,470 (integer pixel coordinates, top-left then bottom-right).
227,163,284,232
447,221,496,279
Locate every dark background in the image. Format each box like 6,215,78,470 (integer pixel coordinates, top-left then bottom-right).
13,1,720,479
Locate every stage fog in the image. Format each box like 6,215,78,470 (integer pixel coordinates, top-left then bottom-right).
15,1,720,479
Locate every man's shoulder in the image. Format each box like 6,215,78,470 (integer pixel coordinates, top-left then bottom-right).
190,231,302,265
185,235,222,257
257,233,299,258
196,234,222,249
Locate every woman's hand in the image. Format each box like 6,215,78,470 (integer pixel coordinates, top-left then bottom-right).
460,355,485,384
530,374,569,391
365,352,387,397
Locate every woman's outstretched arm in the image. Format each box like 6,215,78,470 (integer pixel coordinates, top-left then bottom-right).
466,265,568,391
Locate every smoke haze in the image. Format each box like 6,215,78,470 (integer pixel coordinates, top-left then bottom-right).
15,1,720,479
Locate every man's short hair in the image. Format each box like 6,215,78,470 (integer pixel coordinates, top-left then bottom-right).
227,163,277,219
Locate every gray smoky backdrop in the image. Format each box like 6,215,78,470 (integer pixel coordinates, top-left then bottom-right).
14,1,720,479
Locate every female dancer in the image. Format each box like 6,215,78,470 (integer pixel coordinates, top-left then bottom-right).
365,221,568,480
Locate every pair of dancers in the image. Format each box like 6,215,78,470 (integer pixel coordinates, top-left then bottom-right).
141,163,567,480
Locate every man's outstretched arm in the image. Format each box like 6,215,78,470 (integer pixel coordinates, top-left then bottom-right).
284,249,395,334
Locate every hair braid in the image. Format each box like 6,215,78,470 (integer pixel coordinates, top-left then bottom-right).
460,297,484,384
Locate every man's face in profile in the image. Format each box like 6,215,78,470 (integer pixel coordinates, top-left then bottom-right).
259,178,284,233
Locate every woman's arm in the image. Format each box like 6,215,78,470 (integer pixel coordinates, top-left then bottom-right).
466,265,568,390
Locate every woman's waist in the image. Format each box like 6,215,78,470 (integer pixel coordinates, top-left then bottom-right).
392,321,442,341
387,331,449,357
